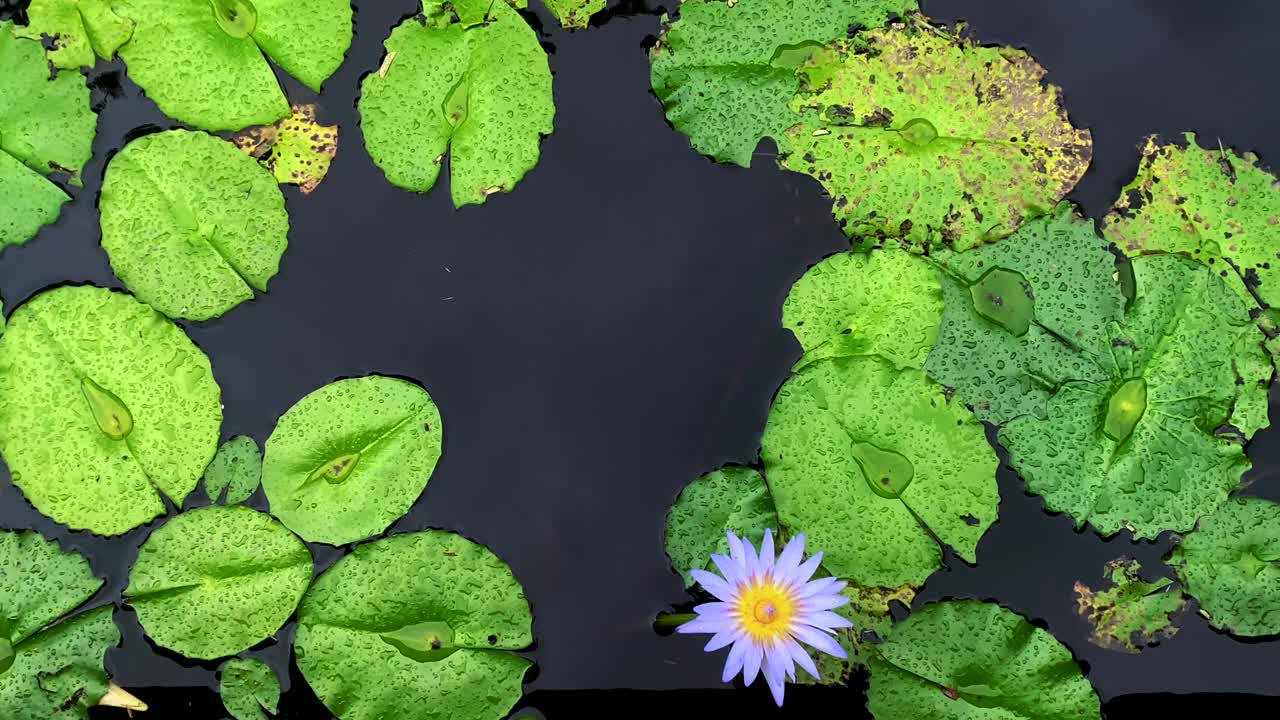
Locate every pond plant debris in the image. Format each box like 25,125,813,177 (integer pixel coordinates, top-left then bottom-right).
1,0,1279,716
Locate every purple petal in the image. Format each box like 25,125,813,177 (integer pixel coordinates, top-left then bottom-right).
784,637,820,680
797,576,842,599
743,642,763,686
722,639,747,683
791,624,847,659
790,552,823,585
798,610,854,631
743,537,761,581
799,594,850,612
775,533,805,578
726,531,745,564
765,642,794,684
705,629,739,652
710,554,745,589
690,569,735,602
692,601,731,618
677,618,728,635
763,650,787,706
759,529,775,570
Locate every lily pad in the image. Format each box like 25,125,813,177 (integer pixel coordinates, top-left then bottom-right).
544,0,604,29
664,466,778,587
233,104,338,194
359,1,554,207
783,247,941,370
1074,558,1185,653
0,25,96,249
649,0,917,167
99,129,290,321
205,435,264,504
781,19,1092,251
868,600,1101,720
262,376,444,546
0,531,120,720
295,530,533,720
761,355,998,587
1168,497,1280,637
126,505,312,659
13,0,134,70
220,657,281,720
1105,133,1280,323
0,286,222,536
104,0,352,130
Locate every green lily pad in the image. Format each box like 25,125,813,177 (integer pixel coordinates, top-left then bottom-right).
220,657,281,720
126,505,312,659
649,0,917,167
295,530,533,720
13,0,134,70
781,19,1092,251
262,376,444,546
359,1,553,207
998,254,1269,539
0,286,222,536
205,436,264,505
0,531,119,719
762,355,998,587
868,600,1101,720
664,466,778,587
544,0,604,28
1168,497,1280,637
99,129,290,321
1074,558,1185,653
107,0,352,130
783,248,941,371
233,103,338,194
1105,133,1280,321
0,25,96,249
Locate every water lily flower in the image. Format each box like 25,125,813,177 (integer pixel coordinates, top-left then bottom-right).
677,529,852,705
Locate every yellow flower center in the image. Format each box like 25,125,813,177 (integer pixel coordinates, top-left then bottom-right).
736,577,797,642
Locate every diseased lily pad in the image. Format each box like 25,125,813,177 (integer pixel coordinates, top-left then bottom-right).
233,103,338,194
783,248,940,370
0,286,222,536
13,0,134,69
664,466,778,587
1168,497,1280,637
360,1,553,207
1074,558,1185,653
126,505,312,659
0,531,120,720
0,25,96,249
1105,133,1280,322
99,129,290,321
108,0,352,130
649,0,917,167
782,19,1092,251
544,0,604,29
868,600,1101,720
295,530,533,720
205,435,264,504
220,657,281,720
800,580,916,684
262,376,444,546
762,355,998,587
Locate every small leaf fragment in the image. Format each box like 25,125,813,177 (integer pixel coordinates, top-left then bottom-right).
220,657,280,720
543,0,606,29
204,435,263,504
1074,558,1185,653
232,104,338,194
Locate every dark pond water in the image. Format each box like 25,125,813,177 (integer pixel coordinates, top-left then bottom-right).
1,0,1278,716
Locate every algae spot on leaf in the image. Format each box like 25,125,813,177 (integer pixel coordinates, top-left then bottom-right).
14,0,135,70
543,0,605,29
0,24,96,250
0,531,120,720
220,657,281,720
1105,133,1280,323
204,435,264,504
126,505,312,660
0,286,223,536
359,0,553,207
762,356,998,587
648,0,918,167
664,466,779,588
295,530,533,720
233,103,338,194
106,0,353,130
1168,497,1280,637
99,129,290,321
782,18,1092,251
868,600,1102,720
1074,558,1185,653
261,375,444,546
